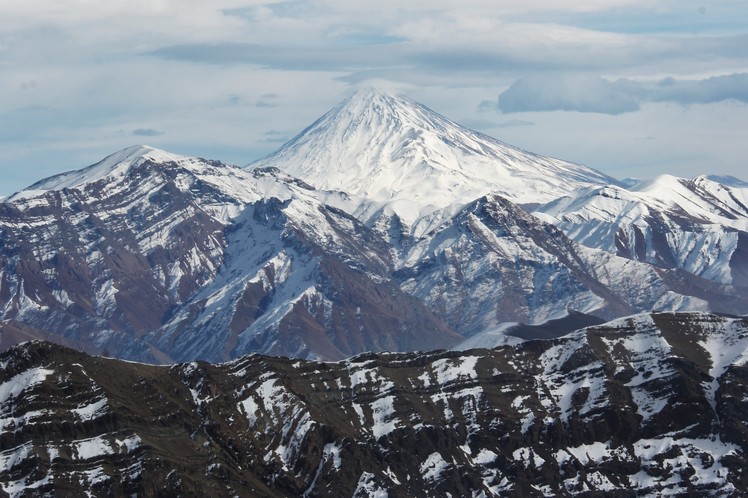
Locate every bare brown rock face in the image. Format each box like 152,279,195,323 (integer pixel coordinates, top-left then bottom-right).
1,312,746,496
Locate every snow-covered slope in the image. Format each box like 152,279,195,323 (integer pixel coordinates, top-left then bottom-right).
535,175,748,286
0,146,459,362
1,146,262,360
704,174,748,188
9,146,192,202
7,145,268,220
1,90,747,362
150,168,460,361
394,194,738,335
250,88,617,235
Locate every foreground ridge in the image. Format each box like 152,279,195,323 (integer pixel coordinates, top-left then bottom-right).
1,312,746,496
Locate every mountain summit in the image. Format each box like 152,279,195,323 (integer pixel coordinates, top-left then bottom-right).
251,88,617,230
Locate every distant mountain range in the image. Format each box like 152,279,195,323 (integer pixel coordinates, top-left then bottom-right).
0,88,746,361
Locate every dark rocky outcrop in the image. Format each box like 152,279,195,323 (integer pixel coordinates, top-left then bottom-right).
1,312,746,496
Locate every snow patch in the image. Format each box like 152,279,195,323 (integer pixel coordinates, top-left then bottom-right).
353,471,388,498
0,367,54,404
420,452,450,482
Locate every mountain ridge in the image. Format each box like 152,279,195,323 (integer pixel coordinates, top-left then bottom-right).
0,89,746,362
0,150,462,362
534,174,748,287
2,311,747,496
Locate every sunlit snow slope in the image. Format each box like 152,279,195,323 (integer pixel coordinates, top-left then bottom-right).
250,88,617,235
0,146,459,362
535,175,748,286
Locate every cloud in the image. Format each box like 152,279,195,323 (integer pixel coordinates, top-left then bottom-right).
226,92,282,108
477,100,498,112
148,42,402,72
132,128,164,137
261,130,289,143
144,21,748,89
496,119,535,128
499,74,643,114
652,73,748,105
498,73,748,114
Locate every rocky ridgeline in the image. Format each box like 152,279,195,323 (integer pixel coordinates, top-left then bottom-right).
1,312,746,496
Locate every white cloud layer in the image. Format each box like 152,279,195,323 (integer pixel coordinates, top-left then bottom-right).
498,73,748,114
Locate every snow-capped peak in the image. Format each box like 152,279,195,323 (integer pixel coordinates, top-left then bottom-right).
7,145,192,202
250,88,618,231
533,170,748,286
329,87,456,136
628,174,682,195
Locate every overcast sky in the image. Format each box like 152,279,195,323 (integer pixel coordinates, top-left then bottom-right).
2,1,748,196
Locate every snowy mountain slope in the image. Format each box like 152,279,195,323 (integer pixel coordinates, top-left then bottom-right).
150,168,461,361
394,194,743,336
1,141,745,362
396,195,609,332
703,174,748,188
1,90,747,363
3,311,748,496
534,175,748,286
10,146,200,202
0,147,459,362
0,146,253,362
247,89,746,332
250,88,617,236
